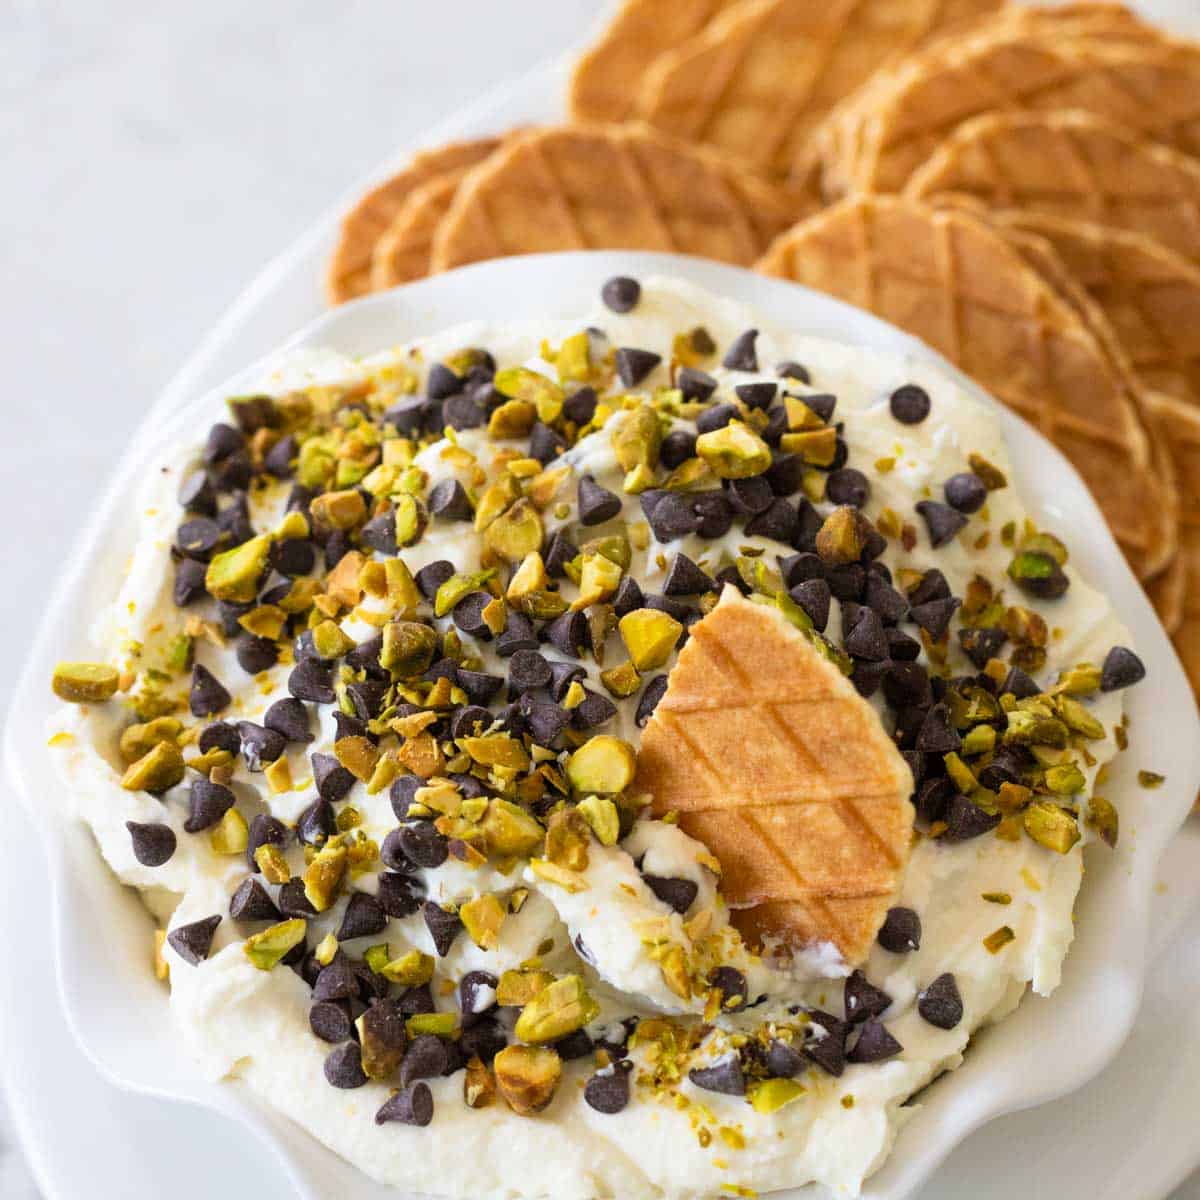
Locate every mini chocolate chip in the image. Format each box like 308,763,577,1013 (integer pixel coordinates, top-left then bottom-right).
508,648,552,693
184,777,235,833
539,529,577,579
601,275,640,312
777,551,821,588
198,722,239,756
543,663,582,705
313,953,360,1002
908,596,960,642
776,360,811,384
378,872,423,919
578,474,622,525
448,705,492,740
237,721,286,771
426,362,461,401
126,821,176,867
845,608,888,661
523,699,569,746
423,901,463,956
659,430,699,473
572,688,617,730
176,517,222,561
942,472,986,515
848,1018,903,1063
458,668,504,707
688,1055,745,1096
496,612,539,657
882,662,931,709
381,829,411,872
398,1034,450,1089
376,1081,434,1127
803,1010,847,1076
423,657,459,687
443,392,485,430
173,558,209,606
942,794,1001,841
663,553,715,596
735,381,776,410
725,475,773,516
605,577,643,623
695,402,736,435
844,969,891,1024
178,468,217,515
459,970,499,1026
795,498,824,551
887,628,922,662
310,1001,354,1043
615,347,661,387
690,491,732,539
311,752,355,804
877,906,922,953
415,560,455,602
358,511,397,555
890,384,930,424
270,537,317,577
708,966,748,1012
915,975,965,1035
275,878,315,919
391,775,420,820
916,703,961,753
959,626,1007,669
323,530,355,570
851,660,887,698
912,775,951,825
1101,645,1145,691
429,478,473,521
289,658,336,703
826,563,865,603
863,574,907,625
765,453,803,496
260,433,296,478
635,674,669,727
642,875,698,914
1002,666,1041,699
765,1039,805,1079
232,636,275,676
167,915,221,966
188,664,230,718
915,500,968,548
204,422,244,463
324,1042,368,1089
786,578,830,631
798,393,837,424
744,497,798,543
722,329,758,371
401,823,449,870
584,1062,632,1114
529,421,568,465
451,591,494,640
345,635,385,676
641,490,702,542
263,697,312,745
674,369,715,405
826,468,870,508
563,385,598,425
246,814,289,871
338,892,388,941
229,877,280,923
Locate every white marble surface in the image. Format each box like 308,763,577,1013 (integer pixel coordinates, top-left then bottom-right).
1,1,1198,1197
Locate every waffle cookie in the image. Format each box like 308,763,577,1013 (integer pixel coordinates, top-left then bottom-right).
636,587,915,967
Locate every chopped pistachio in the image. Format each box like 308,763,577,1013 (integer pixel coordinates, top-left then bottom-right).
572,552,623,610
968,453,1008,490
961,725,996,756
1007,550,1068,600
815,506,868,565
779,426,838,466
462,734,529,771
244,918,307,970
303,842,348,912
488,398,537,440
434,570,497,618
750,1078,806,1114
334,735,380,781
483,498,543,563
1023,801,1080,854
983,925,1015,954
210,807,249,855
407,1012,458,1039
480,799,544,858
205,534,271,603
1055,664,1101,696
576,795,620,846
314,933,339,967
1044,762,1086,795
119,716,183,763
1054,695,1105,740
566,735,636,794
600,659,642,698
121,740,185,794
380,948,435,986
494,367,564,418
310,489,366,531
695,421,771,479
494,1044,562,1116
611,405,663,471
619,608,683,671
53,661,121,704
1085,796,1119,848
496,969,555,1007
507,551,548,602
981,891,1012,905
1138,770,1165,789
381,619,438,676
464,1056,496,1108
544,807,591,873
254,843,291,884
460,893,506,950
474,474,521,533
529,858,589,892
514,974,599,1044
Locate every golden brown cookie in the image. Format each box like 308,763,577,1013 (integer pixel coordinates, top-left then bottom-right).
636,587,914,967
369,168,475,291
430,123,800,274
757,195,1171,580
569,0,740,124
634,0,1004,185
327,137,501,304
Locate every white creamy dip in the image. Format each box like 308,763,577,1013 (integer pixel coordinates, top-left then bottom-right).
49,278,1132,1199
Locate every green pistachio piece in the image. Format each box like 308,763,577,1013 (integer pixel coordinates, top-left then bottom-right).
480,799,544,858
513,590,568,620
1003,709,1068,748
662,457,716,492
1055,664,1101,696
303,842,348,912
483,499,544,563
961,725,996,756
544,807,591,873
943,751,977,794
380,949,435,986
1085,796,1119,848
119,716,183,763
750,1078,806,1114
580,534,631,570
460,893,506,950
310,489,367,531
297,437,336,489
494,1044,562,1116
572,552,623,610
121,740,185,794
392,494,428,547
514,975,599,1044
1007,550,1069,600
815,507,869,565
357,1003,408,1079
312,619,356,660
619,608,683,671
488,398,537,441
244,918,307,970
406,1012,458,1038
1054,695,1105,739
205,534,272,603
774,590,815,633
968,453,1008,491
695,421,771,479
507,551,548,602
444,347,494,377
381,619,439,676
474,474,522,533
1022,531,1069,565
576,795,620,846
434,570,497,618
1044,762,1086,795
210,807,249,855
494,368,564,423
1023,801,1080,854
600,659,642,698
779,427,838,466
495,969,555,1007
611,406,663,472
566,735,636,795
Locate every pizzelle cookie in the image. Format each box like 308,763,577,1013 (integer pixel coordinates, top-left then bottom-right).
633,0,1004,185
636,587,914,967
828,24,1200,196
756,195,1172,580
326,137,501,304
568,0,740,124
369,167,476,290
906,111,1200,267
429,123,800,274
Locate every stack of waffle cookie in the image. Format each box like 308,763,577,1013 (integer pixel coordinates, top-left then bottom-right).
326,1,1200,695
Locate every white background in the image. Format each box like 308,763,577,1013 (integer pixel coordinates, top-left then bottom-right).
1,1,1196,1197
